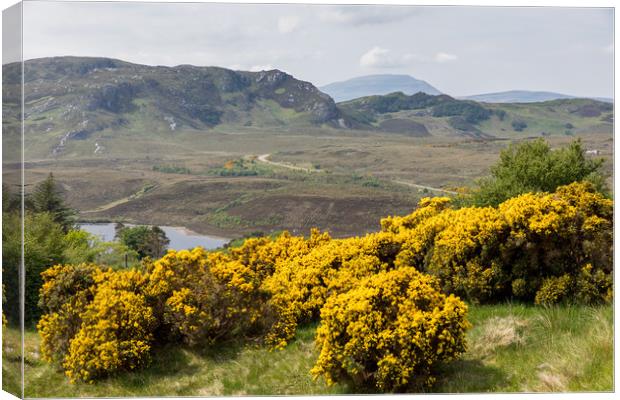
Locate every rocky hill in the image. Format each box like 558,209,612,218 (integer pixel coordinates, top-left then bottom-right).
3,57,350,156
2,57,613,158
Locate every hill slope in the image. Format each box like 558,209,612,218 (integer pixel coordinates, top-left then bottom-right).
320,74,442,102
3,57,349,157
338,91,613,139
2,57,613,159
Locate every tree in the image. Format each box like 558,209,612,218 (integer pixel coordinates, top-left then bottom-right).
3,212,68,325
465,138,606,207
494,109,507,121
116,225,170,259
31,173,76,232
2,184,22,213
511,120,527,131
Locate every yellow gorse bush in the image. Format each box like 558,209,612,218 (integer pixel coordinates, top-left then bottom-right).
37,182,611,388
389,182,612,304
38,266,156,382
144,232,328,346
262,230,406,348
311,267,469,392
63,284,155,383
38,264,100,366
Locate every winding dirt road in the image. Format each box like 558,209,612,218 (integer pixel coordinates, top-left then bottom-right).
257,153,321,173
392,180,458,195
257,153,457,195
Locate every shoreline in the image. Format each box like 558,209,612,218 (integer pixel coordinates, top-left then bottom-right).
161,225,231,242
76,220,232,242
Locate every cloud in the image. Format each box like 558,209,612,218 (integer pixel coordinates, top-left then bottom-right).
360,46,390,67
319,6,418,26
19,3,613,98
278,15,300,34
359,46,420,68
249,64,275,72
434,52,458,63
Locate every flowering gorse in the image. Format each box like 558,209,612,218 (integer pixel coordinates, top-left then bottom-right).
36,182,611,388
311,267,469,392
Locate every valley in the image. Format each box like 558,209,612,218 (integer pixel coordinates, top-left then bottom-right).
18,128,613,239
3,57,614,240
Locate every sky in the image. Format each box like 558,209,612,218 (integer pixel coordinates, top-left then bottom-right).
19,1,614,97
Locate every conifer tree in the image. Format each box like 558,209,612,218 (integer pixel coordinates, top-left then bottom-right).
32,173,76,232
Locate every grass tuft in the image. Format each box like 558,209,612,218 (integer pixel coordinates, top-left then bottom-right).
474,315,529,357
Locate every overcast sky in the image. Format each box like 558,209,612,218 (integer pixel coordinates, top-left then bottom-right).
20,2,613,97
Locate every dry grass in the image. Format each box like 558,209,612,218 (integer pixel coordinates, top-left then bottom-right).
474,316,529,357
534,364,568,392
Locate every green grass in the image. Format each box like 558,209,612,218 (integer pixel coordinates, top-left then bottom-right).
3,303,612,397
15,324,349,397
1,326,22,397
433,303,613,393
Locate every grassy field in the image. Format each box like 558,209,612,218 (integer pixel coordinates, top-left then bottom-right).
2,303,612,397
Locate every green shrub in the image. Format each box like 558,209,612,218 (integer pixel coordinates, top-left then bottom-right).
466,138,607,207
432,101,492,123
494,109,507,121
152,164,191,174
116,225,170,259
511,120,527,131
22,212,67,325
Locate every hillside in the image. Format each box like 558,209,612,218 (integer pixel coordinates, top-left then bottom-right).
2,57,613,160
461,90,613,104
320,74,441,102
3,57,350,158
339,91,613,139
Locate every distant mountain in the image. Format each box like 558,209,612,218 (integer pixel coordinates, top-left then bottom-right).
460,90,613,104
320,74,442,102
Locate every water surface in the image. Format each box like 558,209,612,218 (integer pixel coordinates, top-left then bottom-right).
79,223,229,250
